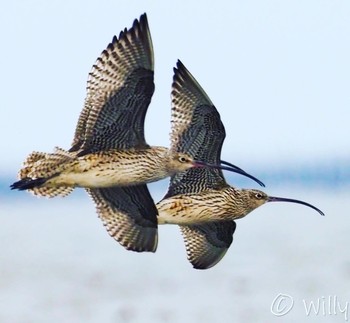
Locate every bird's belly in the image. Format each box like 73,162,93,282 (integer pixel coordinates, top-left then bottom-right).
55,164,156,188
157,197,224,225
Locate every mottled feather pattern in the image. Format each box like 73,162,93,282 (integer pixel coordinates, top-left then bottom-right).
16,147,76,197
165,105,228,195
171,61,226,163
18,147,75,181
71,14,154,153
164,61,228,197
78,68,154,154
73,146,171,186
157,61,244,268
158,188,242,224
25,146,172,192
65,13,161,254
29,185,74,198
175,105,224,163
180,221,236,269
87,186,158,252
170,60,214,152
19,151,47,179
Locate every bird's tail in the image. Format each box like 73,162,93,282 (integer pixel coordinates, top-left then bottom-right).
10,147,75,197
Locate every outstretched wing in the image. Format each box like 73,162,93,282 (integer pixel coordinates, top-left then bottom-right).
70,14,154,154
180,220,236,269
165,60,228,197
87,185,158,252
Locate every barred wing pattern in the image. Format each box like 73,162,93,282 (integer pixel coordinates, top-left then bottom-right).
75,14,158,252
162,61,235,268
70,13,154,154
165,60,228,197
180,221,236,269
87,186,158,252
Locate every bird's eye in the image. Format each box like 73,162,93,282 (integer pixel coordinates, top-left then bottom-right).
178,156,188,163
255,193,263,199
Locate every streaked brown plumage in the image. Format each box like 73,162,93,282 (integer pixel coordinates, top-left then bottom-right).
11,14,261,253
157,60,324,270
15,147,199,197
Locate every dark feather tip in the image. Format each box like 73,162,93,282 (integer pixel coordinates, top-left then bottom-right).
10,177,46,191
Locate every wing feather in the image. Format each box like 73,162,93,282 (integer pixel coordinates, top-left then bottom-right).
165,60,228,197
70,14,154,154
87,185,158,252
180,221,236,269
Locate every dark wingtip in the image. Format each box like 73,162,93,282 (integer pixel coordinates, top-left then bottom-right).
173,60,189,82
139,13,148,25
133,13,146,32
173,59,185,83
176,59,185,70
10,177,46,191
192,263,207,270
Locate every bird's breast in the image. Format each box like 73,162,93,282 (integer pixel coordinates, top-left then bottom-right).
157,189,245,225
157,194,226,225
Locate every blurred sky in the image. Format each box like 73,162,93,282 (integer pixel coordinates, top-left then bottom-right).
1,0,349,175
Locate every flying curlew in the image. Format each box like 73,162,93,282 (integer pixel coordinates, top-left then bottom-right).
10,14,263,253
157,60,324,269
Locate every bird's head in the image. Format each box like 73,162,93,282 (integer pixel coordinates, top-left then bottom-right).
241,189,324,215
167,152,198,173
241,189,270,212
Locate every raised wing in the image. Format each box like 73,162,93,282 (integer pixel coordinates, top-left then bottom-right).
87,185,158,252
70,14,154,155
180,220,236,269
165,60,228,197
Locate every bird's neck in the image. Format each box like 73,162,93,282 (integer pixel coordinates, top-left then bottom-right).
146,146,174,180
225,187,256,219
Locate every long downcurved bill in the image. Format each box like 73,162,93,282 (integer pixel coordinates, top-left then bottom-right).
220,159,265,187
268,196,325,216
220,160,245,172
193,160,265,187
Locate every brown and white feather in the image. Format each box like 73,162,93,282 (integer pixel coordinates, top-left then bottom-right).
180,221,236,269
70,14,154,153
87,185,158,252
164,60,228,197
157,61,238,268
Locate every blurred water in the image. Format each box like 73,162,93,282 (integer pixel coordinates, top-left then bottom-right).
1,186,349,323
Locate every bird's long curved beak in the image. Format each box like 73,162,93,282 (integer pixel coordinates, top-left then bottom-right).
220,160,265,187
268,196,325,216
220,160,245,172
193,160,265,187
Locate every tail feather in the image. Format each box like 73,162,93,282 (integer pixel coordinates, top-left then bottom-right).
10,177,47,190
12,147,76,198
30,185,74,197
20,152,46,178
20,147,75,179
